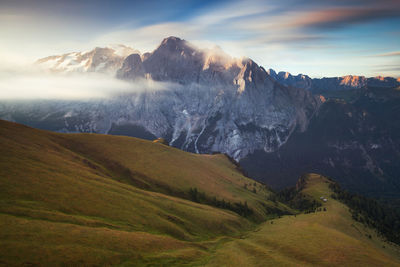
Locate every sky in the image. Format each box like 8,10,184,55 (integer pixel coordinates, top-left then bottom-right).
1,0,399,78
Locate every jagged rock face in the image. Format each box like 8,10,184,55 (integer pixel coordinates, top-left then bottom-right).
268,69,400,91
117,53,145,79
36,45,138,74
267,69,313,90
1,37,321,161
240,86,400,199
113,37,321,160
367,76,400,88
312,76,368,90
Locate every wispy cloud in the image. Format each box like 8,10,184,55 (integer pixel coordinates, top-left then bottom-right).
0,72,173,100
1,0,399,78
285,6,400,31
371,51,400,57
374,65,400,72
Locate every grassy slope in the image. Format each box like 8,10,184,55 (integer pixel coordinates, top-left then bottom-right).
207,174,400,266
55,131,288,221
1,120,399,266
0,120,285,266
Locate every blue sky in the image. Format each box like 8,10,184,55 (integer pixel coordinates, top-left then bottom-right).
1,0,399,77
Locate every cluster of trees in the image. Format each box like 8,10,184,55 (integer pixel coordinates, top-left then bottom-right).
188,187,253,218
330,182,400,245
243,183,258,194
274,187,321,213
260,201,291,216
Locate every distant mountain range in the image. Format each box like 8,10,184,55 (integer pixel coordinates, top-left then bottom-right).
267,69,400,91
2,36,400,200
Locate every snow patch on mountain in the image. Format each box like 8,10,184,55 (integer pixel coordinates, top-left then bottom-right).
35,45,138,74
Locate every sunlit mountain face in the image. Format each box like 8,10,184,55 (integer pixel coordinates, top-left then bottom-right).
1,1,400,266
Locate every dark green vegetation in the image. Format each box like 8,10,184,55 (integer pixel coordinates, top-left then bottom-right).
241,86,400,201
1,120,399,266
109,123,157,140
275,175,322,213
330,182,400,245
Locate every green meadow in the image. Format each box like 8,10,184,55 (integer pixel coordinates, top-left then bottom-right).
0,120,399,266
207,174,400,266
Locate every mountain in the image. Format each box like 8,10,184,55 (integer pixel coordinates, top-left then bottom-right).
255,70,400,200
1,36,399,201
267,69,313,90
35,44,138,74
267,69,400,91
1,120,399,266
1,37,321,161
241,86,400,199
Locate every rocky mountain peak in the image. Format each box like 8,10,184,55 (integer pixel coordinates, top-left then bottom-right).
268,69,313,90
20,37,322,161
339,75,367,88
116,53,144,80
160,36,185,46
35,45,137,74
156,36,196,56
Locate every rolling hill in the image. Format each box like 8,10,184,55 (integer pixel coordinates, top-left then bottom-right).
0,120,399,266
208,174,400,266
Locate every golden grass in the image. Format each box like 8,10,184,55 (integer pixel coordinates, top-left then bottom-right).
1,120,399,266
0,120,274,265
206,174,400,266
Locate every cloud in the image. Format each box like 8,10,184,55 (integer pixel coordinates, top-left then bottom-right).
234,0,400,34
190,0,272,27
374,65,400,72
1,0,399,79
371,51,400,57
0,72,174,100
287,7,400,31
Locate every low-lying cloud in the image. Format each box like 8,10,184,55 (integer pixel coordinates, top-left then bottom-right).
0,71,173,100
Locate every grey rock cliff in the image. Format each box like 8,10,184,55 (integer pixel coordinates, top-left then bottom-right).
1,37,321,161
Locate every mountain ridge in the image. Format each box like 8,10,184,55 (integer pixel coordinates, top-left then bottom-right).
267,68,400,91
5,36,322,161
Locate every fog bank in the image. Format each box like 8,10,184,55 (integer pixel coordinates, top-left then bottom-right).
0,71,173,100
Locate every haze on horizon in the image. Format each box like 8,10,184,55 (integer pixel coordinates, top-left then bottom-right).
0,0,399,78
